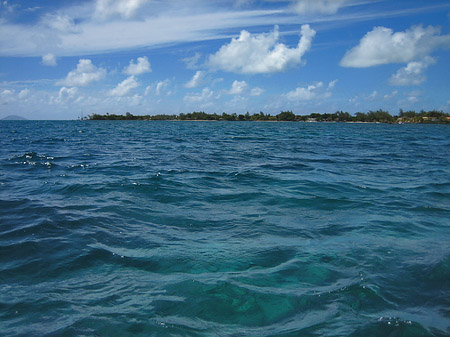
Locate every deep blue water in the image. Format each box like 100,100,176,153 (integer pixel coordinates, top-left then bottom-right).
0,121,449,337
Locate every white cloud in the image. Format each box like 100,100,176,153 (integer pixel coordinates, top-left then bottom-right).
25,6,41,12
41,14,77,32
0,6,293,57
18,89,30,99
155,79,171,96
1,89,15,103
110,76,138,96
389,56,435,86
123,56,151,75
182,53,202,70
285,82,323,101
291,0,351,15
226,80,264,96
1,89,14,96
94,0,149,20
229,80,248,95
129,94,143,106
209,25,316,74
250,87,264,96
0,1,17,13
54,87,78,104
144,86,152,96
211,77,224,87
348,95,358,104
184,71,204,88
408,95,419,103
60,59,106,87
328,79,338,89
368,90,377,99
384,90,398,99
42,53,57,66
184,87,214,103
234,0,255,7
340,25,450,68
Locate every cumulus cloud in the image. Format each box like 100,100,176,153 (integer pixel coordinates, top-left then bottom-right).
340,25,450,68
389,56,435,86
18,89,30,99
291,0,350,15
227,80,264,96
94,0,149,20
209,25,316,74
42,53,57,66
184,87,214,103
60,59,106,87
110,76,138,96
155,79,171,96
144,81,170,96
123,56,151,75
0,89,15,103
54,87,78,103
285,82,324,101
184,71,204,88
1,89,14,96
250,87,264,96
229,80,248,95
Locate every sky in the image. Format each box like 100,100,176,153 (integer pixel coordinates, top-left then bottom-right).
0,0,450,120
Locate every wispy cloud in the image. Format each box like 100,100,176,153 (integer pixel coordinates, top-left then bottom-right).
0,6,285,57
94,0,149,20
290,0,352,15
1,1,449,57
182,53,202,70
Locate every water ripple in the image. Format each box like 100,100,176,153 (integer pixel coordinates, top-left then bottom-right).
0,121,449,336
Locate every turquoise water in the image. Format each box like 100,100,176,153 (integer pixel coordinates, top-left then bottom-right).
0,121,449,336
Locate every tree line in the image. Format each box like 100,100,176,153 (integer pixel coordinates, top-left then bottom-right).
87,109,450,123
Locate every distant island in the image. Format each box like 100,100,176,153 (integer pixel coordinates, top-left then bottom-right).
2,115,27,120
87,110,450,124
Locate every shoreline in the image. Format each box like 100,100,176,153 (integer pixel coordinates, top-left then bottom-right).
83,119,449,125
85,110,450,124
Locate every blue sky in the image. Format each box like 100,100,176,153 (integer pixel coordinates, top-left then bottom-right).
0,0,449,119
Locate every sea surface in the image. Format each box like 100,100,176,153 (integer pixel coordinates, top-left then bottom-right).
0,120,449,337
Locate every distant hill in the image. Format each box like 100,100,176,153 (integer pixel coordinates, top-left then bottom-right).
2,115,27,120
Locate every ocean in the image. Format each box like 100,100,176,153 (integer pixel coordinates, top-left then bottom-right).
0,120,449,336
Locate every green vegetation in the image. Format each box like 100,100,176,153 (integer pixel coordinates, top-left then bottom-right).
88,109,450,123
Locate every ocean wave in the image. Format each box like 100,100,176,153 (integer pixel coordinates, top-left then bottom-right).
1,121,449,336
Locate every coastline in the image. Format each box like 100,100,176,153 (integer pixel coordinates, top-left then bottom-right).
86,110,450,124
